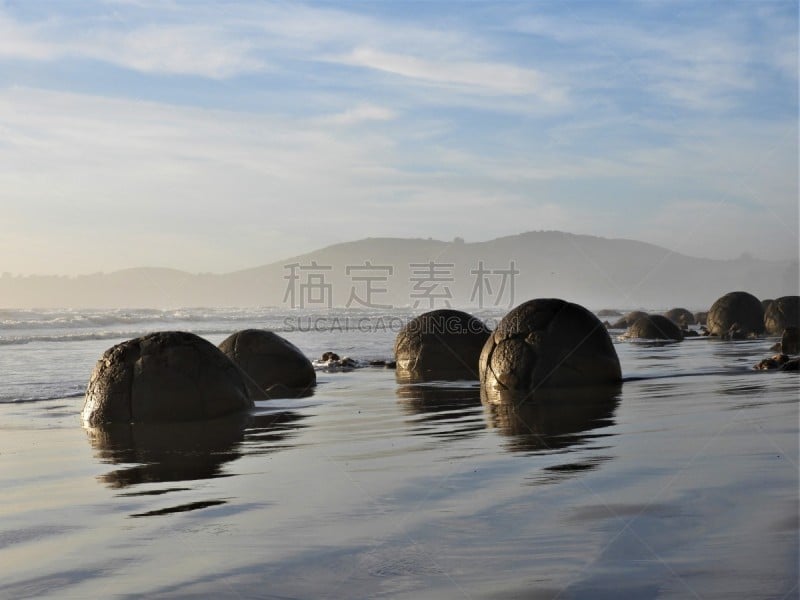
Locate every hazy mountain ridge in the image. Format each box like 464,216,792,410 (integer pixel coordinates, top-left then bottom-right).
2,231,796,310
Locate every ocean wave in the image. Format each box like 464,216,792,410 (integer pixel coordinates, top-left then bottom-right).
0,328,247,346
0,306,426,330
0,307,289,329
0,307,426,343
0,389,84,404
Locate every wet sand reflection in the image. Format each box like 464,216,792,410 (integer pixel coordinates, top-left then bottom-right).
395,382,484,441
481,384,621,453
86,410,306,489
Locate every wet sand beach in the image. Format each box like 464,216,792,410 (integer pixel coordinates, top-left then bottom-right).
0,322,797,599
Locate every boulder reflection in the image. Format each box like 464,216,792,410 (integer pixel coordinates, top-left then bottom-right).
395,369,481,385
86,410,306,489
396,382,484,441
481,384,621,453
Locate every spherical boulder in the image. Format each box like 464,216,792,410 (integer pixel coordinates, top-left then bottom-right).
664,308,695,328
694,311,708,326
707,291,765,337
761,299,774,313
394,309,490,380
479,298,621,391
764,296,800,335
82,331,258,426
219,329,315,395
625,315,683,341
611,310,647,329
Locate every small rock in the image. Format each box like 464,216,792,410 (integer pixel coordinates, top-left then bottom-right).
754,354,789,370
781,358,799,371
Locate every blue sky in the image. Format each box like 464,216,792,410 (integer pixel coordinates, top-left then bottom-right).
0,0,797,274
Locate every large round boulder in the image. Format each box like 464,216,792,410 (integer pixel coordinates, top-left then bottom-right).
694,311,708,326
479,299,621,391
219,329,315,395
394,309,490,380
764,296,800,335
625,315,683,341
707,291,765,337
664,308,695,328
82,331,259,426
610,310,647,329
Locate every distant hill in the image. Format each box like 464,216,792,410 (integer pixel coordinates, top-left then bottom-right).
1,231,797,310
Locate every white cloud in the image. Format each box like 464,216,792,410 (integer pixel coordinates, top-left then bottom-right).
0,14,54,60
245,2,482,57
89,25,267,78
0,8,266,78
0,3,567,104
1,84,796,273
620,118,798,213
0,2,796,273
321,104,398,126
432,147,637,182
334,47,566,103
0,87,465,272
513,10,793,111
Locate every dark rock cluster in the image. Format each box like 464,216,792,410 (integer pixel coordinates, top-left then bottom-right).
83,329,315,425
82,289,797,426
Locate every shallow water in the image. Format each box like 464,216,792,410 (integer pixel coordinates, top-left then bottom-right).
0,310,797,598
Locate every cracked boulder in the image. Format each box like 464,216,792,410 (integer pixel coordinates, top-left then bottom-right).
479,298,622,391
82,331,260,426
219,329,316,396
707,291,765,337
394,309,490,380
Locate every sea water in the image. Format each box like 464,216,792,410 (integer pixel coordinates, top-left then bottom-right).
0,308,797,598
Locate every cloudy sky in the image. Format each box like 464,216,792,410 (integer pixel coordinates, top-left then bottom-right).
0,0,797,275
